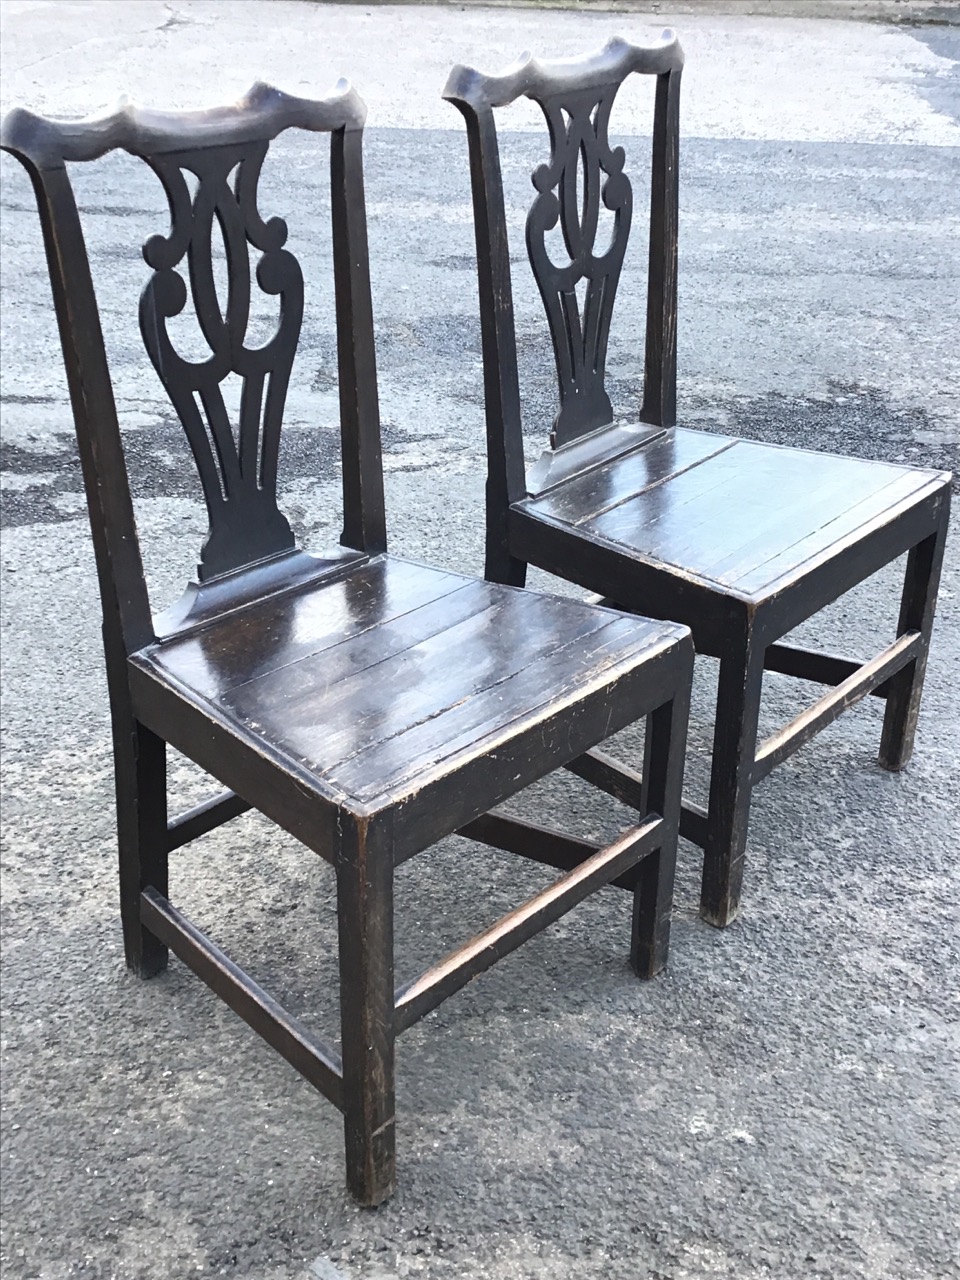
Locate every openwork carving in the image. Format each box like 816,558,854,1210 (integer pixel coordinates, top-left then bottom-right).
140,140,301,580
526,86,632,448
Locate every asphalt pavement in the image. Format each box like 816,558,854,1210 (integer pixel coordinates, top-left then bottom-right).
1,4,958,1279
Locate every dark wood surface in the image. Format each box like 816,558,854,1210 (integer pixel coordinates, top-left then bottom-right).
137,555,683,813
444,34,683,581
451,35,953,931
132,550,694,1205
524,76,632,446
523,429,946,600
4,75,696,1206
138,137,302,582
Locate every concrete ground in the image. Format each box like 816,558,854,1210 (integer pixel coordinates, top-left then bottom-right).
1,3,958,1278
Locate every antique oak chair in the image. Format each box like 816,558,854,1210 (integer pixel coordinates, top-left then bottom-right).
445,35,951,928
1,81,695,1205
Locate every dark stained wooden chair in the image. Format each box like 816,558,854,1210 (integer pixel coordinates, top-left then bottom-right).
445,35,952,928
1,81,695,1206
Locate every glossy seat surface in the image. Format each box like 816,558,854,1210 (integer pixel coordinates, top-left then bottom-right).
138,554,684,810
522,428,948,601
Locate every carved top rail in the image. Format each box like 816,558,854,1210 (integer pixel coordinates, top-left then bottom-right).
442,34,683,110
0,80,365,168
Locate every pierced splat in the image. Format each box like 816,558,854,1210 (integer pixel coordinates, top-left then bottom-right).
526,85,632,448
140,141,301,580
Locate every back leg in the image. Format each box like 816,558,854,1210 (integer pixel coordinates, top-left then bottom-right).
115,718,168,977
879,513,949,771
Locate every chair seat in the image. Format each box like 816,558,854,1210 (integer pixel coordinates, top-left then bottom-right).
132,554,685,818
521,428,948,601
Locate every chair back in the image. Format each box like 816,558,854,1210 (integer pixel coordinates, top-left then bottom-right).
1,81,386,659
445,35,683,574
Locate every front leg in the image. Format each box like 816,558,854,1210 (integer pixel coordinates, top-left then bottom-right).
632,648,692,977
700,624,765,929
337,815,396,1206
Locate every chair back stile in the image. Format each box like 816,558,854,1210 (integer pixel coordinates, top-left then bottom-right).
7,157,153,665
641,60,681,430
444,92,528,585
0,82,387,662
444,33,683,582
330,124,387,557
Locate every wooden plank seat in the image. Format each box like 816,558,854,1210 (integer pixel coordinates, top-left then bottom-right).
1,80,693,1207
133,554,688,852
521,432,945,607
445,34,951,928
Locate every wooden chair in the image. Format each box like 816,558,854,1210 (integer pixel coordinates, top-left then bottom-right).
445,35,951,929
1,81,694,1205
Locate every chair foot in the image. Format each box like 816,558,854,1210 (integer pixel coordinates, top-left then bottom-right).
698,889,742,931
877,521,948,773
344,1114,396,1208
484,547,527,588
129,947,168,980
878,729,914,773
631,847,672,979
699,838,746,928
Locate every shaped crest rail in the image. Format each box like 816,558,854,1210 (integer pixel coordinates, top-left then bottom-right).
0,80,365,167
